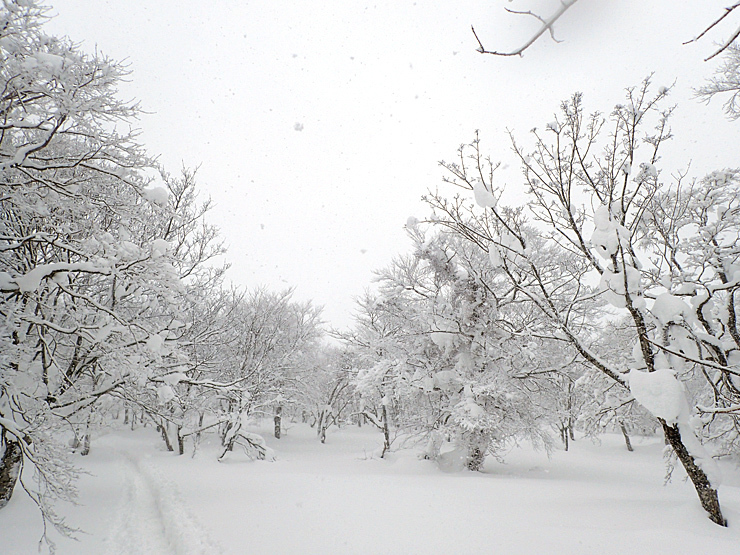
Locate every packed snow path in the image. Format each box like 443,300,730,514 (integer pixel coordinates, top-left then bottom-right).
105,454,220,555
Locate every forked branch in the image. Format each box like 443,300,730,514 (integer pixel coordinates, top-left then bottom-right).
472,0,579,57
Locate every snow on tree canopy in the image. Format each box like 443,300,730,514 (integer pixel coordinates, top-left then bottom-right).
142,186,169,207
161,372,189,386
430,331,455,352
651,293,692,326
432,370,460,393
146,333,166,355
151,239,170,259
473,180,497,208
590,204,630,259
598,266,641,308
156,384,176,404
638,162,658,179
488,245,503,268
729,351,740,390
0,272,14,292
628,369,689,424
12,261,102,293
454,265,469,281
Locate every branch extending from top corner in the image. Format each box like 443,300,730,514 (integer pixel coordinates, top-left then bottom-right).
472,0,579,57
683,1,740,61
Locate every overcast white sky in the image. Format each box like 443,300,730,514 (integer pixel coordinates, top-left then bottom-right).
46,0,740,330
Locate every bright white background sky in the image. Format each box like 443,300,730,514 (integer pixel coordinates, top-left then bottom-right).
46,0,740,330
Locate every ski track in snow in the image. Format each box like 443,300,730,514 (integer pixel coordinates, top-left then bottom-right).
105,454,222,555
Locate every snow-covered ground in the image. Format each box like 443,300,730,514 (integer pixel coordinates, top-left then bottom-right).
4,423,740,554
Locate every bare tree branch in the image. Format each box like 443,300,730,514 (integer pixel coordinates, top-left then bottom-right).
472,0,579,57
684,2,740,60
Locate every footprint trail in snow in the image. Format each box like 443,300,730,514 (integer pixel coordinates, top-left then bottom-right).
105,455,222,555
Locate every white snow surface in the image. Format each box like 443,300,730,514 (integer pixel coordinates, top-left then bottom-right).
4,423,740,554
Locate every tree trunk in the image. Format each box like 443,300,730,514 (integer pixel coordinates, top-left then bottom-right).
560,426,569,451
177,425,185,456
467,446,486,471
661,420,726,526
196,412,204,443
620,421,633,452
81,432,91,456
0,439,22,509
381,404,391,458
316,411,324,436
80,413,92,456
274,406,282,439
158,424,174,452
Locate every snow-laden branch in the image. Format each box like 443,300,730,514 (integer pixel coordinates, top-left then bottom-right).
0,416,33,444
50,378,128,413
645,338,740,378
696,403,740,415
148,373,256,391
1,261,112,293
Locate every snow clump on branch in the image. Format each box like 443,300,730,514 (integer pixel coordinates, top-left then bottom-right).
473,179,497,208
628,368,689,424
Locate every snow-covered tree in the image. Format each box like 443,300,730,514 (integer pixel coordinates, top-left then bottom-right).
110,168,228,456
428,79,732,525
298,346,358,443
212,288,323,456
0,2,224,537
345,226,561,466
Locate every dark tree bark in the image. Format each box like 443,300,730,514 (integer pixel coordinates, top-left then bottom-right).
620,421,634,452
661,421,725,526
560,426,569,452
158,424,174,452
177,425,185,456
80,414,92,456
274,406,282,439
467,447,486,471
80,433,91,457
380,404,391,458
0,438,22,509
195,412,204,443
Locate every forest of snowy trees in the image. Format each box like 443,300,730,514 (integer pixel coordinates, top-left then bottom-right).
3,0,740,548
